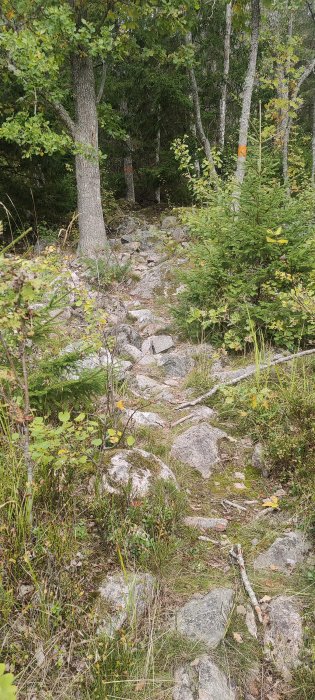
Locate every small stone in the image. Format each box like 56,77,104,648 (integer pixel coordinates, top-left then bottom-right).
174,588,234,648
125,409,166,428
252,443,268,476
155,351,194,378
184,516,228,532
264,596,303,680
236,605,247,616
253,531,311,573
97,572,155,637
171,423,229,478
173,656,235,700
96,448,177,498
234,482,246,490
234,471,245,480
152,335,174,354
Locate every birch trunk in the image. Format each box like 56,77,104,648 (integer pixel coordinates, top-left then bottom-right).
282,56,315,191
234,0,260,188
121,98,135,203
72,53,107,257
312,95,315,185
185,33,218,181
155,124,161,204
219,2,233,150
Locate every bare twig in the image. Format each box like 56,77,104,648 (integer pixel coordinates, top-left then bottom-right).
177,348,315,409
222,499,247,512
230,543,263,623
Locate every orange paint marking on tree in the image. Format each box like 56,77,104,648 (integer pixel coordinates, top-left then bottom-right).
238,144,247,158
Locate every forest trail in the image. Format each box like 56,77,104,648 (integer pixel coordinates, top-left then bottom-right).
73,212,313,700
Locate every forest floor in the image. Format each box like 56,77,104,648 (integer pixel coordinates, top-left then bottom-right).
2,210,315,700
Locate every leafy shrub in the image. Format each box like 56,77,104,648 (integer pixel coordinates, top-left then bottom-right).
0,665,17,700
215,358,315,528
176,159,315,350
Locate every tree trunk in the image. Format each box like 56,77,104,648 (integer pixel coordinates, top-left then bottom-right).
72,53,107,257
312,95,315,185
235,0,260,188
155,123,161,204
282,56,315,192
219,2,232,150
185,33,218,182
121,98,135,203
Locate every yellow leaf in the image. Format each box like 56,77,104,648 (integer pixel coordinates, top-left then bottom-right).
262,495,279,509
116,400,125,411
251,394,257,409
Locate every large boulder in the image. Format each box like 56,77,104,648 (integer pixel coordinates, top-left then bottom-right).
173,656,235,700
253,531,311,573
96,448,177,498
170,423,229,477
174,588,234,648
264,596,303,680
97,572,156,637
141,335,174,355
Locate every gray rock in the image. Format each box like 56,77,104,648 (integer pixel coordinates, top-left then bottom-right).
184,516,228,532
98,571,156,637
98,448,177,498
264,596,303,680
113,323,142,349
125,409,166,428
254,531,312,573
171,227,187,243
170,423,229,477
128,308,155,324
161,215,178,229
173,656,235,700
133,374,175,402
131,262,170,300
245,606,257,639
251,443,268,476
175,588,234,648
141,334,174,355
122,343,143,363
156,351,194,378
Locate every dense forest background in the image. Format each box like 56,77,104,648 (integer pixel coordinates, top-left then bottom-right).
0,0,314,236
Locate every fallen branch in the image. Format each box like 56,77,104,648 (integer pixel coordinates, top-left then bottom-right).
177,348,315,409
222,499,247,512
230,543,263,623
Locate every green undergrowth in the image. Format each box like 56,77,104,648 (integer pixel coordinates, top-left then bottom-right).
213,356,315,531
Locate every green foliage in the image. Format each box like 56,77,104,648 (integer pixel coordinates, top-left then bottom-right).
215,357,315,527
83,256,131,289
95,481,186,570
176,157,315,350
0,665,17,700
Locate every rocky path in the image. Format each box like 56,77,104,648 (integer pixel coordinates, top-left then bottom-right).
73,214,313,699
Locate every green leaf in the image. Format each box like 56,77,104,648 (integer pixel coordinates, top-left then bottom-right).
126,435,135,447
74,412,86,422
91,438,102,446
58,411,70,423
0,664,17,700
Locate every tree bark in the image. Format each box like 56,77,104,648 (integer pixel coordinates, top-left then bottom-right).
72,53,107,257
234,0,260,189
155,121,161,204
120,98,135,203
282,56,315,191
185,33,218,181
312,95,315,185
219,2,233,150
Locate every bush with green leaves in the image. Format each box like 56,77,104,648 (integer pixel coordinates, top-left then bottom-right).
0,665,17,700
175,158,315,351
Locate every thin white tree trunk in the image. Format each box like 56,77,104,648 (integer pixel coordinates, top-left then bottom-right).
219,2,233,150
282,56,315,191
121,98,135,203
72,54,107,257
155,123,161,204
185,32,218,181
312,95,315,185
234,0,260,190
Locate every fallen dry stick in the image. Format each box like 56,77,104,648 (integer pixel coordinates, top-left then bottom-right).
176,348,315,409
230,543,263,623
222,499,247,512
